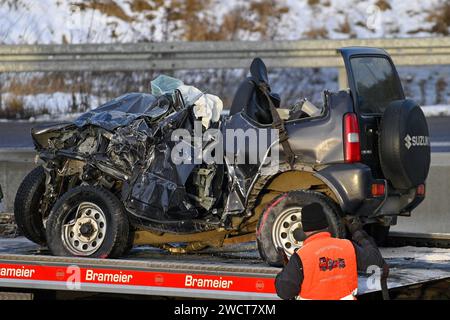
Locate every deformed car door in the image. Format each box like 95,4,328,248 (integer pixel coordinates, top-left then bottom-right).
222,112,278,211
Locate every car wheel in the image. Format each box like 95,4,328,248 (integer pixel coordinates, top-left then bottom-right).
46,186,129,258
14,165,47,245
123,228,136,256
256,190,345,267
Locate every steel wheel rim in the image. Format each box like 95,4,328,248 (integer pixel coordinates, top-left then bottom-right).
62,202,106,256
272,206,304,256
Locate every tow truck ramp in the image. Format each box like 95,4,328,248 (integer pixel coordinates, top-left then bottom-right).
0,238,449,299
0,253,277,299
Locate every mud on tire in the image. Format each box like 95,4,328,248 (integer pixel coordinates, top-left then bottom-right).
256,190,345,267
46,186,130,258
14,165,47,245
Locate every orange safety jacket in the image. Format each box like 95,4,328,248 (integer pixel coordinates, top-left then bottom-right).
296,232,358,300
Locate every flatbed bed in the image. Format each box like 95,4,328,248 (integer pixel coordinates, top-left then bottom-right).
0,237,450,299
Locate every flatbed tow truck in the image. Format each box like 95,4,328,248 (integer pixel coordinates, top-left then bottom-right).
0,233,450,300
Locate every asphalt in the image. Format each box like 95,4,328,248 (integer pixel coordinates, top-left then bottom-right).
427,116,450,152
0,116,449,151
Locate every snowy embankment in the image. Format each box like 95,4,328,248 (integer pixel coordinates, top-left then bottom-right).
0,103,447,124
421,105,450,117
0,0,448,119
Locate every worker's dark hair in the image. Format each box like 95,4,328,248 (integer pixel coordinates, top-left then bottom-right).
301,202,329,232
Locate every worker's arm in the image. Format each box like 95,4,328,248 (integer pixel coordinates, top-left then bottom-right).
345,218,386,272
346,218,391,300
275,253,304,300
351,229,385,272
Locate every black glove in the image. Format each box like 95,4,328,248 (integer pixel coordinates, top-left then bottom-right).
277,247,289,266
344,216,363,234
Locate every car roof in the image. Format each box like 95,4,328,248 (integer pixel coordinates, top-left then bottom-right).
338,46,390,60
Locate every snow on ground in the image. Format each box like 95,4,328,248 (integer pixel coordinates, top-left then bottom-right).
0,92,102,114
282,0,442,40
0,102,446,123
0,0,449,117
0,0,448,44
0,99,446,123
421,105,450,117
0,0,149,44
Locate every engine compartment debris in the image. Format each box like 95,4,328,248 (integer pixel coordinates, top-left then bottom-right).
31,76,241,235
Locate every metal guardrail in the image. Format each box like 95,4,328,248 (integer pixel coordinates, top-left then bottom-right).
0,37,449,73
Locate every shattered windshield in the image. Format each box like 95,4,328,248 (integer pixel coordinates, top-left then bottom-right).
74,93,170,130
74,75,223,131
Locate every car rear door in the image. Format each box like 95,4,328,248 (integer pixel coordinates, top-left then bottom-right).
339,47,405,178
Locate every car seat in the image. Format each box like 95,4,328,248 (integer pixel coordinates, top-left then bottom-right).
229,58,280,125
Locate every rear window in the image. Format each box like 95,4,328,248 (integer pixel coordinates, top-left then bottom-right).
350,56,403,114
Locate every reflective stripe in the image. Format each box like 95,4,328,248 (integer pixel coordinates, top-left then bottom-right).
297,289,358,300
340,288,358,300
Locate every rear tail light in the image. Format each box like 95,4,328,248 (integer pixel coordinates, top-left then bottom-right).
416,184,425,196
344,113,361,163
371,183,386,197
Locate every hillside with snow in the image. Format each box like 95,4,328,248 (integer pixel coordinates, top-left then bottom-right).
1,0,449,43
0,0,449,119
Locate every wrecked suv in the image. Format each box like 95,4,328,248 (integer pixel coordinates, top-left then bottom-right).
14,47,430,266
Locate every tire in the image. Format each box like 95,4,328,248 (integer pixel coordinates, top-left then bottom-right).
364,224,390,247
379,99,430,190
46,186,129,258
123,228,136,256
14,166,47,245
256,190,345,267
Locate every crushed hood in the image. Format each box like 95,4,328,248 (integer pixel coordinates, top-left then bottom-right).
74,93,171,131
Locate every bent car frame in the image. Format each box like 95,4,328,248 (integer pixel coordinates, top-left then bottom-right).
14,47,431,266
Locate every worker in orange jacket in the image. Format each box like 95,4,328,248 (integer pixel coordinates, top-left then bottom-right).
275,202,387,300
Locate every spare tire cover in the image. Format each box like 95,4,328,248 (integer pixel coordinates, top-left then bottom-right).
379,99,430,190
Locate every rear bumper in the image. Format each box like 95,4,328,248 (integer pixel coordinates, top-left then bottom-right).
314,163,424,221
356,183,424,217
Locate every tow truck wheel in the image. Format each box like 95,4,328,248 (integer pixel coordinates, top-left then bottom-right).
256,190,345,267
14,165,47,246
46,186,130,258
